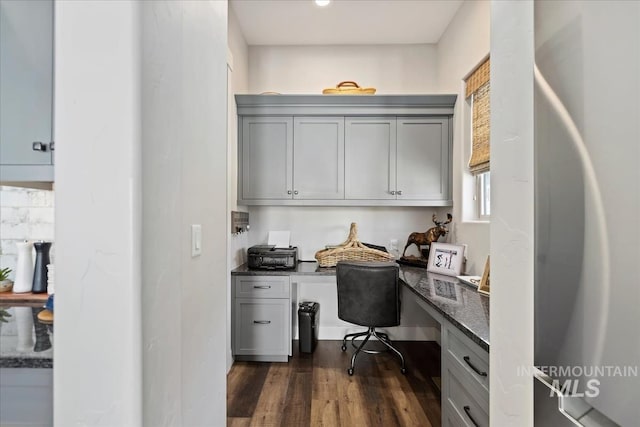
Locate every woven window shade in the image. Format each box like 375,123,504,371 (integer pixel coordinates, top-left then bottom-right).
466,58,490,174
465,58,490,98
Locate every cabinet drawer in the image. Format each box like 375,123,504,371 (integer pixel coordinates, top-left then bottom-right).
445,365,489,427
445,324,490,393
234,298,289,356
235,276,290,298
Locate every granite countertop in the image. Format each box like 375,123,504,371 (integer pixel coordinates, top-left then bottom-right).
0,303,53,368
397,265,489,351
232,260,336,276
232,261,490,351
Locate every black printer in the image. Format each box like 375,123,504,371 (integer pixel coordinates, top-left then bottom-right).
248,245,298,270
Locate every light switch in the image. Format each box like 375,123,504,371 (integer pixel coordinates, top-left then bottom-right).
191,224,202,257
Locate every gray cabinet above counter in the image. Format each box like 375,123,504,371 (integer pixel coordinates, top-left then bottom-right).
236,94,456,207
0,0,54,184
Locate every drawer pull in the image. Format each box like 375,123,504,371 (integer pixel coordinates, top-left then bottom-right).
253,320,271,324
253,285,271,289
463,406,479,427
464,356,487,377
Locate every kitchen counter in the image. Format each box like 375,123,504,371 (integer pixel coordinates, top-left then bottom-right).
0,303,53,368
232,261,490,351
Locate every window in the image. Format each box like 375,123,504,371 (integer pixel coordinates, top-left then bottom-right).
465,57,491,220
477,171,490,218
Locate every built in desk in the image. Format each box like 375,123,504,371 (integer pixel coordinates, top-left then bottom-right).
231,261,489,349
232,261,491,426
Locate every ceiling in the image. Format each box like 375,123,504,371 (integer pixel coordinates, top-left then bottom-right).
230,0,464,46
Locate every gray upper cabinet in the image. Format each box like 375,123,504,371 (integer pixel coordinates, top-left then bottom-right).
240,116,293,200
239,116,344,201
236,94,456,206
345,117,396,200
396,117,450,201
0,0,54,182
293,117,344,200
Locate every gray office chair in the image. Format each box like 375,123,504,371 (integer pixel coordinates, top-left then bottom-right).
336,261,406,376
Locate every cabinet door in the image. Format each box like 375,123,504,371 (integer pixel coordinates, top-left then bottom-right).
344,117,397,200
396,118,450,201
293,117,344,199
240,116,293,200
0,0,53,175
234,298,289,356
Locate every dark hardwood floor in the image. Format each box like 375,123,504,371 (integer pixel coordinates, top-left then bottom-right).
227,340,441,427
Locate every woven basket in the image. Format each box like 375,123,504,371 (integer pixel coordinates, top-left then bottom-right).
315,223,394,267
322,81,376,95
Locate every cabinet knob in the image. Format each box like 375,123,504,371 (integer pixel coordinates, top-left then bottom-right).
390,190,396,195
396,190,403,195
293,190,299,195
32,141,47,152
287,190,292,195
49,142,55,151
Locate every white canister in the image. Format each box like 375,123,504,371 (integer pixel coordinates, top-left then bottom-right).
46,264,55,294
13,240,34,293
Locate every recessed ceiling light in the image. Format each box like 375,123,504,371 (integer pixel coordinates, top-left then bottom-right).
315,0,330,7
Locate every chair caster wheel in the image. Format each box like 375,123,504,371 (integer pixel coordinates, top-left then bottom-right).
341,345,347,352
401,368,407,375
348,368,354,376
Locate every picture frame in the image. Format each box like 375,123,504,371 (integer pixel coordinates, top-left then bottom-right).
426,242,465,277
478,256,490,295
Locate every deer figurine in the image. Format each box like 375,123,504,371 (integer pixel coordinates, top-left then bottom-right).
402,213,453,257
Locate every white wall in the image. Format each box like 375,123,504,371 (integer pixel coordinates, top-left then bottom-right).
436,0,491,275
249,44,437,94
490,1,534,425
227,6,249,372
54,1,142,425
55,1,228,425
248,206,450,261
141,1,228,426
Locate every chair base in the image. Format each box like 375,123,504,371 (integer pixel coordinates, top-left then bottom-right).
341,327,406,376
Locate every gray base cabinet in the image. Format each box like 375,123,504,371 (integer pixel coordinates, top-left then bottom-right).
442,321,490,427
236,95,456,207
0,368,53,427
232,275,291,362
0,0,54,182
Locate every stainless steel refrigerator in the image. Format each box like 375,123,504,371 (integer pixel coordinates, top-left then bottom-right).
534,1,640,426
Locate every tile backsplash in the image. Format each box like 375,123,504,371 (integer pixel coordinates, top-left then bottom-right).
0,186,55,280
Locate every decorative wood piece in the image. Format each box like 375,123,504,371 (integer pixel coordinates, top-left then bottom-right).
478,256,490,295
322,81,376,95
396,256,429,269
399,213,453,267
402,213,452,257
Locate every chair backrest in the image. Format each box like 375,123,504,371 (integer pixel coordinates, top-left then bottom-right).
336,261,400,328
